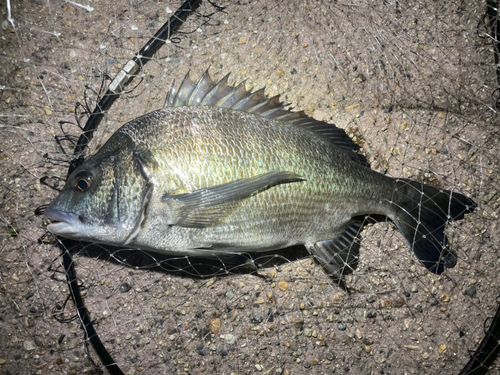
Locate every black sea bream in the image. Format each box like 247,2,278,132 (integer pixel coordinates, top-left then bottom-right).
44,70,476,283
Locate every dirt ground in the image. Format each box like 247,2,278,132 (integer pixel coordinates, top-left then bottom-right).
1,1,499,374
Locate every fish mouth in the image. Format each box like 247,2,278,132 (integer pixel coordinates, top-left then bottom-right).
44,208,82,236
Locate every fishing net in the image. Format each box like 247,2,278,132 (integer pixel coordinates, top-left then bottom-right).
1,1,499,374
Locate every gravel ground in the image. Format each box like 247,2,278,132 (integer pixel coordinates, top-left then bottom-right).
0,1,499,374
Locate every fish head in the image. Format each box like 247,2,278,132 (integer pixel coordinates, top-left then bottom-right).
44,134,152,246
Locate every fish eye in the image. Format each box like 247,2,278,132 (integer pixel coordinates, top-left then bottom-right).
73,171,93,192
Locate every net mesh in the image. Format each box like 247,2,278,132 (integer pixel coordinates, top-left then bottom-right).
0,1,498,374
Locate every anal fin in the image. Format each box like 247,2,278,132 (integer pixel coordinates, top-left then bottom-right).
306,220,362,289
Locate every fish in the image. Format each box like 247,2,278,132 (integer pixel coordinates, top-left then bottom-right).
44,69,476,284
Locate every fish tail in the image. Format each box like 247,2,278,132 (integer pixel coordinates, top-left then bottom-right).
390,179,476,274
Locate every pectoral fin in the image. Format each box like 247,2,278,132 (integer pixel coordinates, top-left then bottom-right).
162,171,304,228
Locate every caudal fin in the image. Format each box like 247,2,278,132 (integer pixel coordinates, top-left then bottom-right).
391,179,476,274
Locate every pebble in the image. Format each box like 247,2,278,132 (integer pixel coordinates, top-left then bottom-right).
464,286,477,298
337,323,347,331
225,291,234,299
220,334,237,345
255,364,263,371
255,297,265,304
323,349,335,361
366,294,376,303
381,299,392,309
196,343,208,356
120,283,132,293
217,345,228,356
250,312,264,324
333,292,345,303
23,340,36,351
278,280,288,291
207,318,221,334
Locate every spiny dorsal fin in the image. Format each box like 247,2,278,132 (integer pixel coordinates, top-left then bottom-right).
164,69,368,167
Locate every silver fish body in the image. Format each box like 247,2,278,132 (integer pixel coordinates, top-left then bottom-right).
45,71,476,282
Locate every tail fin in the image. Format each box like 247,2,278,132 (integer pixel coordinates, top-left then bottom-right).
391,179,476,274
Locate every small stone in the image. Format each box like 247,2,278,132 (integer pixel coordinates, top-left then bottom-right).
337,323,346,331
119,283,132,293
196,343,208,356
276,69,285,76
422,352,430,359
438,344,446,354
365,345,372,353
404,345,420,350
205,277,216,287
217,345,228,356
304,328,312,337
345,103,360,111
355,329,362,340
323,349,336,361
255,297,265,304
231,311,238,322
333,292,345,303
24,340,36,351
366,294,376,303
225,291,234,299
278,280,288,291
250,312,264,324
239,37,248,44
381,299,392,309
255,364,263,371
207,318,221,334
294,320,304,329
411,286,418,293
464,286,477,298
0,358,5,364
440,293,450,302
220,334,237,345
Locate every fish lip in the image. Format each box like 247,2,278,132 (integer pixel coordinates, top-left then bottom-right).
44,208,80,224
44,208,82,236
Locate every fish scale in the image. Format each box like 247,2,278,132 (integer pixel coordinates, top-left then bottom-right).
44,70,476,285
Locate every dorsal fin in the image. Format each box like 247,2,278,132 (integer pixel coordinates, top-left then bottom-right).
164,69,368,167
